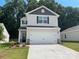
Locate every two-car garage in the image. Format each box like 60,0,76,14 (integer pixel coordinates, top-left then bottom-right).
27,27,59,44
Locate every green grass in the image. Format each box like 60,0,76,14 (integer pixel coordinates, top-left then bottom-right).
0,47,29,59
62,41,79,52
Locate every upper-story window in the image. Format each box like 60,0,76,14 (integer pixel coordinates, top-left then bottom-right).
37,16,49,24
21,17,27,26
22,20,27,24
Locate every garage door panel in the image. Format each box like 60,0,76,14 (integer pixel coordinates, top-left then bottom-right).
29,30,57,44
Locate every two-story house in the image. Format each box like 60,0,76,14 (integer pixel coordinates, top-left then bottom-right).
18,6,60,44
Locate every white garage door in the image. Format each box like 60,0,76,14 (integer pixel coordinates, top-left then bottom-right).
29,30,57,44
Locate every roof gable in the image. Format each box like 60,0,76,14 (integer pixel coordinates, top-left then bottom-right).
61,25,79,33
26,6,59,17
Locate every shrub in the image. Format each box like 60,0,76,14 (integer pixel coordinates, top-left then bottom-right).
0,41,17,48
0,43,11,48
9,41,17,46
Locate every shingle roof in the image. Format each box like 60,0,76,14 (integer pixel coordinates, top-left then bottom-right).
61,25,79,33
19,26,60,30
19,27,27,29
27,26,59,28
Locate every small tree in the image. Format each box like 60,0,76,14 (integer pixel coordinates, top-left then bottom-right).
0,25,5,40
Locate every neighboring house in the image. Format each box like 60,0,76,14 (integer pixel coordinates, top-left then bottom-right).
0,23,9,43
61,25,79,41
18,6,60,44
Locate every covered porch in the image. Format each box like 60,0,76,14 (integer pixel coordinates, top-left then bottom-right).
18,27,27,43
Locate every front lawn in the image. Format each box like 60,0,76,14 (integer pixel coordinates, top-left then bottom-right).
62,41,79,52
0,47,29,59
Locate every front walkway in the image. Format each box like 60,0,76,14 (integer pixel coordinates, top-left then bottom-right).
27,44,79,59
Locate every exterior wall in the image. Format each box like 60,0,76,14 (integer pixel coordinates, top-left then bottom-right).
61,31,79,41
20,17,27,27
21,14,58,27
3,27,9,42
0,23,9,43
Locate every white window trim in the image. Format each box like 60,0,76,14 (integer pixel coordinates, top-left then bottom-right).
37,16,49,24
21,20,27,26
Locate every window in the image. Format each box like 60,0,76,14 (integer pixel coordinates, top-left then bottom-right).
37,16,49,24
41,9,45,13
65,34,66,39
22,20,27,24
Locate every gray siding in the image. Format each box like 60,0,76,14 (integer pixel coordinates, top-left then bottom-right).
30,7,56,15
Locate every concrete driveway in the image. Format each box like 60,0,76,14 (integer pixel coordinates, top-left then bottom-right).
27,44,79,59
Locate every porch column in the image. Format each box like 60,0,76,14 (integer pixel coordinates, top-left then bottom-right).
26,30,27,43
26,29,27,43
18,30,21,43
26,28,29,43
57,28,61,43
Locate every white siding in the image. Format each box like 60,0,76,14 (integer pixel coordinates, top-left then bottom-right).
61,30,79,41
26,14,58,26
0,23,9,43
20,17,27,27
3,26,9,42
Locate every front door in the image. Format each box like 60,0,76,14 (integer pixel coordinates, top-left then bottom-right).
21,31,26,43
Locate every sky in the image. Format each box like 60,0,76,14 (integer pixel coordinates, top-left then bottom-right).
56,0,79,7
0,0,79,7
0,0,5,6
